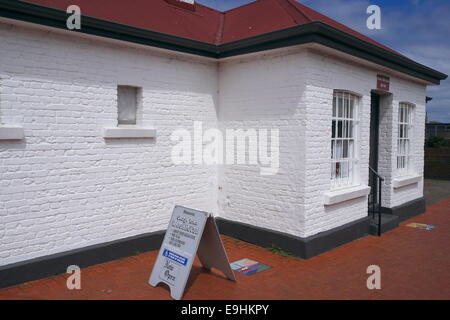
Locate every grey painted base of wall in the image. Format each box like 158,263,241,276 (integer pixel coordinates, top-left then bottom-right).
382,196,426,222
216,217,370,260
0,217,369,289
0,231,165,289
369,213,399,235
0,196,426,289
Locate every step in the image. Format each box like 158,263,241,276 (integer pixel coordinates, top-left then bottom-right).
369,213,400,236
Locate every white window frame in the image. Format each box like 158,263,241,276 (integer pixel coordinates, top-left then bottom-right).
397,102,414,175
330,90,360,189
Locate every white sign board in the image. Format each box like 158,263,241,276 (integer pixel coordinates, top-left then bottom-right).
149,206,236,300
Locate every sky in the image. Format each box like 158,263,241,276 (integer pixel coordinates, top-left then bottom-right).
197,0,450,123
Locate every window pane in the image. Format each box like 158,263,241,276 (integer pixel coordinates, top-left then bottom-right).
331,162,336,180
343,140,348,158
333,96,337,117
331,140,335,158
349,140,354,158
348,121,353,138
118,86,138,125
344,95,349,118
341,161,349,178
336,140,342,159
338,95,343,117
337,120,343,138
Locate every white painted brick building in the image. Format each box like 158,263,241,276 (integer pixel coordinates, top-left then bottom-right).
0,0,446,283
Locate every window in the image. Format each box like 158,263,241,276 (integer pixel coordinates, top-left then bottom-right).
117,85,139,125
331,91,359,189
397,103,413,174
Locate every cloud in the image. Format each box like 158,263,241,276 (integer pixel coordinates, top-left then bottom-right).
197,0,449,121
301,0,450,122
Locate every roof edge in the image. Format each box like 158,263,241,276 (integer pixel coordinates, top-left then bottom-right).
218,21,447,84
0,0,219,57
0,0,447,84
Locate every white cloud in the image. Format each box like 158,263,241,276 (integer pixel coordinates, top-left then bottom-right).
300,0,450,121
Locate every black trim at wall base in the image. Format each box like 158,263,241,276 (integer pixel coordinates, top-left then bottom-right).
0,216,369,289
382,196,426,222
215,216,370,260
0,231,165,289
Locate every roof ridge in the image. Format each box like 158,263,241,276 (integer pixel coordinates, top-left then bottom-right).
276,0,312,24
214,12,225,44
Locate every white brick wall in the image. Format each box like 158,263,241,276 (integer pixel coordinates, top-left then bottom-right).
0,22,218,265
218,47,427,238
303,48,426,235
387,78,426,207
0,20,428,265
218,48,308,237
302,49,373,236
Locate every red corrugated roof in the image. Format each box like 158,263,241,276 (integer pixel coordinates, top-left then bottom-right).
23,0,223,43
23,0,397,52
287,0,397,53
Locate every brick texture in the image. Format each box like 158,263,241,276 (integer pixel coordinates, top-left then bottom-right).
0,20,428,266
0,22,218,265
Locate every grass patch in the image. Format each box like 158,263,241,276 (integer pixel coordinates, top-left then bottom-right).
267,244,299,259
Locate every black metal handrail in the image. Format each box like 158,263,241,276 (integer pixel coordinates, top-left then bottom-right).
369,167,384,236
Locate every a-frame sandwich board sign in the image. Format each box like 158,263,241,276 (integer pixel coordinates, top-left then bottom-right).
149,206,236,300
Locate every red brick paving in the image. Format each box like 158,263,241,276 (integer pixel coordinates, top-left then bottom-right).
0,197,449,300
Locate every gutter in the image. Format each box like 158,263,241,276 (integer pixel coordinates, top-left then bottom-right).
0,0,447,84
0,0,219,58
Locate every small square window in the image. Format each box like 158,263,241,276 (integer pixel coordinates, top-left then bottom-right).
117,85,139,125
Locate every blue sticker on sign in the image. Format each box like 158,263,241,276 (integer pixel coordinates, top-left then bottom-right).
163,249,188,266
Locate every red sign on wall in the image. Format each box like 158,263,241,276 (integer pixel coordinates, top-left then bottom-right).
377,74,390,91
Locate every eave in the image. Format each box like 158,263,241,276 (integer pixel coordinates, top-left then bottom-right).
0,0,447,84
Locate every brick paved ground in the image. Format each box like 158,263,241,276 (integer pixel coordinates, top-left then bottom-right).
0,197,449,300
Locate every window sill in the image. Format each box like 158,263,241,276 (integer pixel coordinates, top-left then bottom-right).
324,185,371,206
393,174,421,189
0,126,25,140
103,127,156,139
